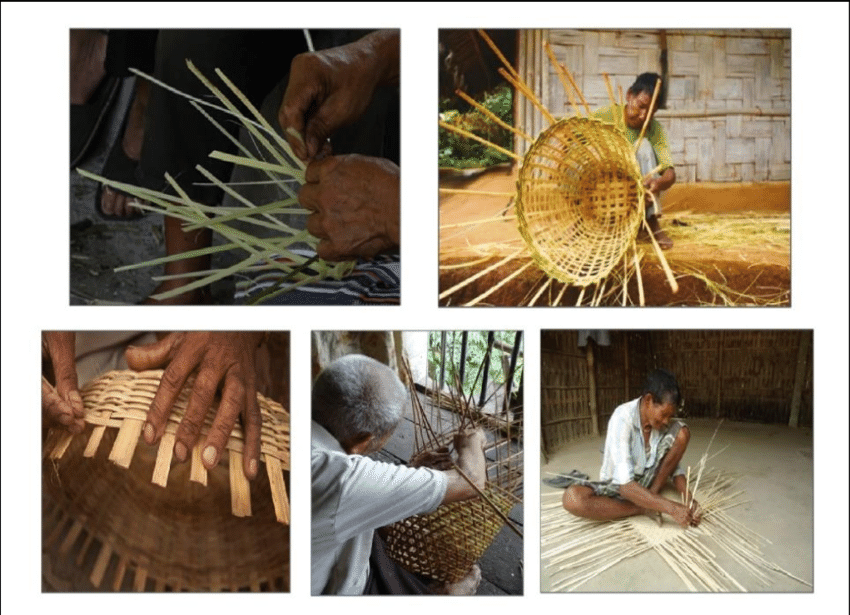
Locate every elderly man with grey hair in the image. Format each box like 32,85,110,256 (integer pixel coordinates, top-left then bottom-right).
311,354,487,595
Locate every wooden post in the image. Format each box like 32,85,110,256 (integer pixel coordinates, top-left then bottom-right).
715,330,725,418
438,331,447,392
788,331,811,428
479,332,495,408
459,331,469,387
586,341,600,437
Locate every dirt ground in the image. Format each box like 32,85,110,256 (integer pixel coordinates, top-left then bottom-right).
439,167,791,307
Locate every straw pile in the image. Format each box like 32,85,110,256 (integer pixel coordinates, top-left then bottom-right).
541,428,810,592
42,369,290,592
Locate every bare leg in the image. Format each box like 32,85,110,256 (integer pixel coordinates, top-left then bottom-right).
100,79,150,218
143,216,211,305
562,485,645,521
648,425,690,494
70,30,107,105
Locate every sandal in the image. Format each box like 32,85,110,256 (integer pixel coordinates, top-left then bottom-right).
93,97,147,221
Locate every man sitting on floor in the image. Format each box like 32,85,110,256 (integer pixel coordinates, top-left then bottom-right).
311,354,487,595
556,369,700,528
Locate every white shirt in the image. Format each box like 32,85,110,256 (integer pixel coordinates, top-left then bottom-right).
311,420,448,595
599,398,684,485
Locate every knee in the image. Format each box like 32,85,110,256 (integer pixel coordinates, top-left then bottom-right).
562,485,584,514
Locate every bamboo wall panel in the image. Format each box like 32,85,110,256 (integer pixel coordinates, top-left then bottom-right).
541,331,592,453
542,330,811,452
518,29,790,182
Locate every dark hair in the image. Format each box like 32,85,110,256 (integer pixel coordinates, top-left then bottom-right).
641,368,681,407
628,72,664,102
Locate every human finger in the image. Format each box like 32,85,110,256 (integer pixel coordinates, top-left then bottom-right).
125,332,180,372
199,370,245,470
240,370,261,480
304,156,334,185
144,352,197,446
42,376,84,433
173,365,224,463
306,212,327,239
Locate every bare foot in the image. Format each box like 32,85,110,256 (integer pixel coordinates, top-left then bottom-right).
70,30,107,105
433,564,481,596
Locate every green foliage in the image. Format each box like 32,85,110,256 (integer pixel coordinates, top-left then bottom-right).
427,331,523,402
438,85,513,169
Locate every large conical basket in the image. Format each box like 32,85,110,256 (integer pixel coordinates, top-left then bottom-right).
516,116,645,287
42,369,290,592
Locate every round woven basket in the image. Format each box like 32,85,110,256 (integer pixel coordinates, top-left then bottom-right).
382,483,516,584
42,369,290,592
516,116,644,287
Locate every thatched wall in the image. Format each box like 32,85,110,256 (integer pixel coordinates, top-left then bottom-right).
541,330,812,454
517,29,790,182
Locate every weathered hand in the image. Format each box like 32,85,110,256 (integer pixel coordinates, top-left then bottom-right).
279,31,399,160
454,428,487,454
688,498,702,526
42,332,85,433
669,501,694,528
125,331,264,479
299,154,399,261
409,446,453,470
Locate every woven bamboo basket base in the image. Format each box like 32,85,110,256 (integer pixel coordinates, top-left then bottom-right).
42,370,290,591
516,116,643,287
382,484,516,584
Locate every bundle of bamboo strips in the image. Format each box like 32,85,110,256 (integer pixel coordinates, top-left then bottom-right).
77,61,354,304
541,427,811,592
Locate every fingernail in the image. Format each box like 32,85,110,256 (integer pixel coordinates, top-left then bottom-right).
143,423,155,444
202,445,217,467
174,441,188,462
248,458,258,477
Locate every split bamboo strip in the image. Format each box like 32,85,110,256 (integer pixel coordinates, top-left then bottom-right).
463,260,534,306
633,77,662,152
543,41,582,117
439,248,523,300
229,449,252,517
438,120,522,161
454,88,533,143
190,443,208,486
498,67,557,126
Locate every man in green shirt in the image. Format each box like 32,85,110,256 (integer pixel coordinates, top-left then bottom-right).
594,73,675,249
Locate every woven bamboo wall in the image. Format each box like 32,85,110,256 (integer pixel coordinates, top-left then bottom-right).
649,330,812,425
517,29,790,182
541,330,812,453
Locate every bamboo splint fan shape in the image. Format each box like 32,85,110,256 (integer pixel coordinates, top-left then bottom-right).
44,369,290,524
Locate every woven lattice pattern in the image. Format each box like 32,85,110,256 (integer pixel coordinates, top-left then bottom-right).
383,484,515,584
43,369,291,591
516,116,644,287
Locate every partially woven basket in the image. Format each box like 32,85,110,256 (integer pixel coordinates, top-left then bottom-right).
516,116,644,287
42,369,290,592
382,483,515,584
